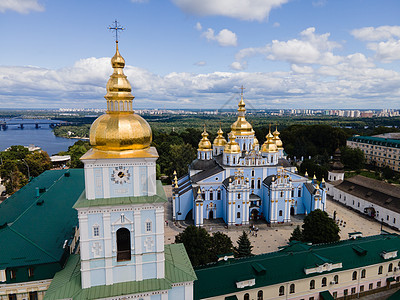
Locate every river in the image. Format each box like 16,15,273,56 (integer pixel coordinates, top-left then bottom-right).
0,119,80,155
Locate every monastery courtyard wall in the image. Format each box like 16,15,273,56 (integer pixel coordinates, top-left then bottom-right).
163,185,397,255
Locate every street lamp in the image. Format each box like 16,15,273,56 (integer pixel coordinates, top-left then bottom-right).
22,159,30,180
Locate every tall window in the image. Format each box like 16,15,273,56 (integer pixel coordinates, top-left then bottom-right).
279,210,283,216
361,269,366,278
217,190,221,200
310,279,315,289
389,263,393,272
8,294,17,300
209,191,213,200
116,228,131,261
257,290,263,300
251,180,255,189
257,179,261,189
29,292,38,300
298,188,301,197
237,212,241,219
244,293,249,300
238,193,241,199
352,271,357,280
252,170,255,177
290,284,295,294
378,266,383,274
146,221,152,232
93,225,99,237
322,277,327,287
279,286,285,296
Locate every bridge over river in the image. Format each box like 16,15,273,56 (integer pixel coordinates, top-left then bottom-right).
0,120,72,130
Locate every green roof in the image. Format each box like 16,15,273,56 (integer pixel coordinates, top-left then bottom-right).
44,244,197,300
194,234,400,300
348,135,400,148
320,290,334,300
73,180,167,209
0,169,84,270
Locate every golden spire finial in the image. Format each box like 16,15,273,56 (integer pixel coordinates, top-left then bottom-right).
198,124,211,150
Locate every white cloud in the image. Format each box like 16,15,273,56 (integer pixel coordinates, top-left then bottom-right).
0,0,44,14
195,22,202,31
171,0,289,21
230,61,247,70
202,28,238,47
235,27,341,65
351,26,400,41
194,61,206,66
273,22,280,28
351,26,400,63
312,0,326,7
1,54,400,109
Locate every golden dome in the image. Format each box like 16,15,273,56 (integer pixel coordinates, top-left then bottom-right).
272,126,283,149
213,127,227,147
253,136,259,145
89,41,152,153
261,129,278,153
198,127,212,150
224,133,241,154
231,90,254,136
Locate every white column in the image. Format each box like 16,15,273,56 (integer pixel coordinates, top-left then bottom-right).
172,195,176,221
185,283,194,300
148,163,156,196
133,166,139,196
103,211,113,285
228,193,232,224
85,165,95,200
79,213,90,260
102,167,110,199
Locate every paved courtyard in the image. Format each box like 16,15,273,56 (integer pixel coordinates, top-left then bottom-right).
163,186,397,255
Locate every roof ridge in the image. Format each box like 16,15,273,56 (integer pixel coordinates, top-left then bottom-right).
11,170,66,225
8,226,58,261
165,244,197,280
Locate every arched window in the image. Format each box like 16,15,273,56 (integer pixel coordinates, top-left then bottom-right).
389,263,393,272
378,266,383,274
290,284,295,294
257,290,263,300
334,275,339,284
310,280,315,290
352,271,357,280
244,293,249,300
279,210,283,216
322,277,327,287
251,180,255,189
237,212,241,219
279,286,285,296
116,228,131,261
361,269,366,278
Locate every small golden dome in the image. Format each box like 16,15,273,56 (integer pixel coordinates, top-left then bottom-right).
89,41,152,152
231,91,254,136
224,133,241,154
261,130,278,153
213,127,227,147
253,136,259,145
272,126,283,149
198,127,212,150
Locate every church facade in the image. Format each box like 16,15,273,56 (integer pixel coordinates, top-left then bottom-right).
173,96,327,227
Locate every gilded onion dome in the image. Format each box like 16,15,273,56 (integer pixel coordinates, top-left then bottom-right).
261,129,278,153
213,126,227,147
224,132,241,154
231,89,254,136
253,136,259,145
198,126,212,150
272,126,283,149
89,41,152,153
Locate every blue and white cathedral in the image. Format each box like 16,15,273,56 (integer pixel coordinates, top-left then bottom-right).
173,92,327,227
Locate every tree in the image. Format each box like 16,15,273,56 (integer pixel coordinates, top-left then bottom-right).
382,166,395,180
62,140,91,168
302,209,340,244
24,152,52,177
168,144,196,177
289,225,303,242
210,232,233,259
340,146,365,170
234,231,253,258
175,225,212,267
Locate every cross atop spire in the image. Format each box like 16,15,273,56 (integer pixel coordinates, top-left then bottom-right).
240,85,245,96
108,20,125,42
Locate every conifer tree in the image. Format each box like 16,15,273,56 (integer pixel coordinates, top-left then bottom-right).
289,225,303,242
234,231,253,258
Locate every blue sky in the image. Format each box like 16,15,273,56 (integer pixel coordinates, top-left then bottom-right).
1,0,400,109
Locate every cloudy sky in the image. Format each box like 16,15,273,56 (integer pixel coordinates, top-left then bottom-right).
1,0,400,109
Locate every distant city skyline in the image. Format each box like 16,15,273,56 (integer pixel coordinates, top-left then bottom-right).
0,0,400,109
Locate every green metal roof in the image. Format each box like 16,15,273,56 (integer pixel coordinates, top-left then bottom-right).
0,169,85,270
348,135,400,148
320,290,334,300
194,234,400,300
44,244,197,300
73,180,167,209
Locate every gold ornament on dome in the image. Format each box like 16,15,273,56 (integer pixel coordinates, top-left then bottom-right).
198,125,212,150
272,125,283,149
213,124,227,147
81,24,156,160
230,86,254,136
224,132,241,154
261,126,278,153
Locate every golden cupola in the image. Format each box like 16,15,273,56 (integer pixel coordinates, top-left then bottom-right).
224,132,241,154
272,126,283,149
198,126,212,150
261,128,278,153
231,90,254,136
213,126,227,147
83,41,155,159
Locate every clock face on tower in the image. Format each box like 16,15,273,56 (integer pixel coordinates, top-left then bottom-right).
111,166,131,184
